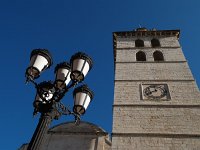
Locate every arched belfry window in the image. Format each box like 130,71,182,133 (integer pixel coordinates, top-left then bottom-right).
151,38,160,47
135,39,144,47
153,51,164,61
136,51,146,61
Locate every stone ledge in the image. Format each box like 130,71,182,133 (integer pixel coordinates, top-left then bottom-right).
112,133,200,138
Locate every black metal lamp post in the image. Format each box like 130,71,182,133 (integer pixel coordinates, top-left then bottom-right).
25,49,94,150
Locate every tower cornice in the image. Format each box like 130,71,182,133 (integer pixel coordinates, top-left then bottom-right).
113,29,180,39
113,29,180,62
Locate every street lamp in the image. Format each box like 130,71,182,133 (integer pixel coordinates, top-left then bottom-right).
26,49,53,80
25,49,94,150
70,52,93,82
73,84,94,115
54,62,71,89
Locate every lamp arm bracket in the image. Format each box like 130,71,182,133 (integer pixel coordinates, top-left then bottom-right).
54,102,71,116
54,102,81,125
26,77,38,88
74,113,81,125
65,81,78,92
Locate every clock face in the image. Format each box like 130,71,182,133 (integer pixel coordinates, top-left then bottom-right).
143,85,167,99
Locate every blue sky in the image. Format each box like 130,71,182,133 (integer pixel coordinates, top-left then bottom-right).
1,0,200,149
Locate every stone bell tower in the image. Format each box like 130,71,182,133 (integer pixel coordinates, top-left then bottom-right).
112,28,200,149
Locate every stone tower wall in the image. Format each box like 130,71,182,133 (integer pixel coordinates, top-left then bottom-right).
112,29,200,150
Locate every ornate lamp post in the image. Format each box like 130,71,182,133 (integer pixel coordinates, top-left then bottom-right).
25,49,94,150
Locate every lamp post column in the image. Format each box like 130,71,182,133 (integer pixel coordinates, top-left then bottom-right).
27,108,58,150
